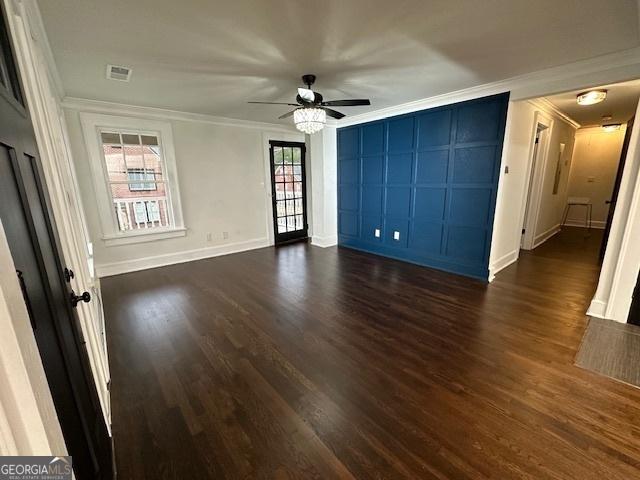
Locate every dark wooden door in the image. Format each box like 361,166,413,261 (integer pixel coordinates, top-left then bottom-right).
269,141,308,244
600,116,634,261
0,5,113,479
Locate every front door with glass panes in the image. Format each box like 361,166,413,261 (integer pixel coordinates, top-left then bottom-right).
269,141,308,244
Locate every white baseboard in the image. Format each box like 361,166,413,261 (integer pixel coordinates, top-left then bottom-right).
532,224,561,249
95,237,269,277
562,220,606,229
587,299,628,323
587,299,608,319
311,234,338,248
488,249,520,282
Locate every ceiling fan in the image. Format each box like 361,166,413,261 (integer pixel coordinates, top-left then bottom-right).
248,74,371,134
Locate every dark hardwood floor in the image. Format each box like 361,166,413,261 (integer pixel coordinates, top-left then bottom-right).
102,227,640,479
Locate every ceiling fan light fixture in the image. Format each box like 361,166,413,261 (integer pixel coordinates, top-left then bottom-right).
294,108,326,134
576,89,607,106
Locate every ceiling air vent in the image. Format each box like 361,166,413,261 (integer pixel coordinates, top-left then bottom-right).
106,64,132,82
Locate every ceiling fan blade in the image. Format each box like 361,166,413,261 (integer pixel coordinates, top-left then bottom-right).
322,99,371,107
322,107,345,119
298,88,315,103
278,109,297,119
248,101,299,106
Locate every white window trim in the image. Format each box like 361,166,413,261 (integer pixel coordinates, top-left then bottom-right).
79,113,186,246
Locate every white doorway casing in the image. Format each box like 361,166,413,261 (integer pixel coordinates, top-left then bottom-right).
589,99,640,322
521,116,553,250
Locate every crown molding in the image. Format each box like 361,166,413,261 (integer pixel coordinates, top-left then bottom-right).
338,46,640,128
528,98,581,129
62,96,301,133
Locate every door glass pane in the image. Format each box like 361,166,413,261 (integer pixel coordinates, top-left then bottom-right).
286,216,296,232
286,199,294,215
274,164,285,183
292,147,301,164
294,182,303,197
283,147,293,164
273,146,283,164
295,215,303,230
293,165,302,181
295,198,303,214
276,200,286,217
274,183,285,200
283,165,293,181
285,183,294,198
277,217,287,233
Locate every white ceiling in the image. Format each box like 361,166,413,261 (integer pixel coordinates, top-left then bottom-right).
38,0,640,124
546,79,640,127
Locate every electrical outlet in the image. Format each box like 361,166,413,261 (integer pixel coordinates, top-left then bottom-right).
504,165,509,174
374,228,380,238
222,231,229,240
206,232,212,242
393,231,400,241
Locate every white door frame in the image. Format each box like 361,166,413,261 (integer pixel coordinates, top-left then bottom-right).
520,112,553,250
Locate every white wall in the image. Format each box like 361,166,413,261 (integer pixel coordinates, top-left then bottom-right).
307,125,338,247
64,106,304,275
531,115,576,243
564,126,626,228
489,100,577,279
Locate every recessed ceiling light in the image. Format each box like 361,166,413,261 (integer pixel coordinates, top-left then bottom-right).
602,123,621,132
576,89,607,105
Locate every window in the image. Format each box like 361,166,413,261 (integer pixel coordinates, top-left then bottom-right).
127,168,157,191
80,113,185,246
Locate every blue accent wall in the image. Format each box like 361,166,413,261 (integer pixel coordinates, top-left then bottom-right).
337,93,509,280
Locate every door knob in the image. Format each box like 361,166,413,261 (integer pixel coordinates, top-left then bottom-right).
70,290,91,307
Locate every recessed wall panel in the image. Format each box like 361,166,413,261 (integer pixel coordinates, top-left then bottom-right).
337,93,508,280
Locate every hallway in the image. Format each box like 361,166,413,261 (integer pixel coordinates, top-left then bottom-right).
102,227,640,479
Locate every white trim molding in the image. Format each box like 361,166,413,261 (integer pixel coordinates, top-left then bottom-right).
311,234,338,248
587,299,608,319
78,112,186,246
95,237,270,277
532,224,561,249
530,98,581,129
102,227,187,247
488,249,519,282
64,96,300,134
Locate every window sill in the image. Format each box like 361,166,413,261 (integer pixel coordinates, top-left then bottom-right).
102,227,187,247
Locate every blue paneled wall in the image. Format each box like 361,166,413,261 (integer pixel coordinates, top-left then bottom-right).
337,93,509,280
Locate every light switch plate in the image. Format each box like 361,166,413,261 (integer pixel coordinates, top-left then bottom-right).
587,176,595,183
374,228,380,238
393,231,400,240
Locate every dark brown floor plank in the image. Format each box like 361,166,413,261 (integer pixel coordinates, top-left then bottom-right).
103,227,640,479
